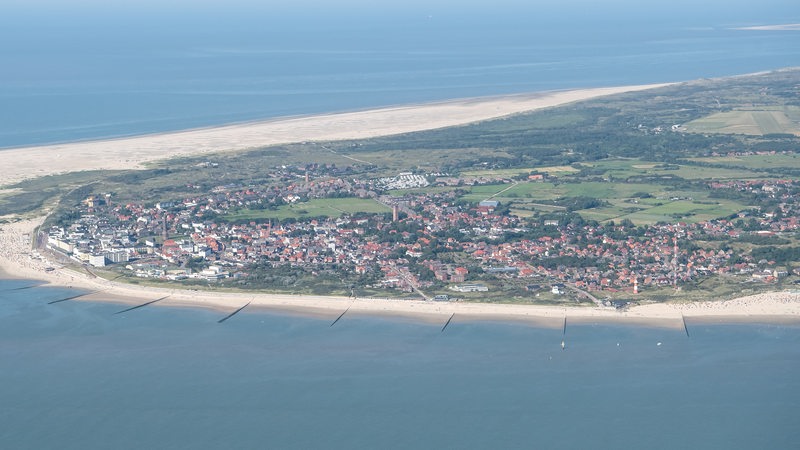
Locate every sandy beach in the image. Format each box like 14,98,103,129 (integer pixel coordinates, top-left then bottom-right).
2,217,799,326
0,84,671,186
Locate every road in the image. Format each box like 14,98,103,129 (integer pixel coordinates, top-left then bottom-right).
565,283,603,307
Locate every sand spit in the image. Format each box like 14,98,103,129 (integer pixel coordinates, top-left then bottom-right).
0,84,671,186
735,23,800,31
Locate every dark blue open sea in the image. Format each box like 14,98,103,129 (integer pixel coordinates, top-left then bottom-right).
0,1,798,148
1,279,799,449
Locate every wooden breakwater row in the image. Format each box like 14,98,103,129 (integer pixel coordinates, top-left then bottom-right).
40,290,694,343
114,296,170,315
47,289,105,304
330,304,352,327
5,284,41,291
218,301,252,324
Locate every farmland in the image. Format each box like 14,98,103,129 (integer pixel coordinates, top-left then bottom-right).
683,106,800,136
688,153,800,170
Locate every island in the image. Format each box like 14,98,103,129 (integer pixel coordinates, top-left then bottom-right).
2,69,799,326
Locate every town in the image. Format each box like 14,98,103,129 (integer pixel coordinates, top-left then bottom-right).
43,153,800,305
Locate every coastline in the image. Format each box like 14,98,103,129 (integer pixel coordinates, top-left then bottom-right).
0,83,671,186
3,217,799,326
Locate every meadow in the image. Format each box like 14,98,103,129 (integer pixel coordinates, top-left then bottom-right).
689,153,800,170
223,197,390,222
451,176,749,225
460,165,579,177
584,158,771,180
683,106,800,136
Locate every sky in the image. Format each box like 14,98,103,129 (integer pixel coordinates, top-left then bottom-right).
4,0,798,18
4,0,798,39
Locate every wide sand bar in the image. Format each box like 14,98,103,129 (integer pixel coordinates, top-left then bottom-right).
0,84,670,186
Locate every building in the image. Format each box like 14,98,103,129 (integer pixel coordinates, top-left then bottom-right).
477,200,499,214
89,254,107,267
47,236,74,253
451,267,469,283
450,284,489,293
106,250,131,264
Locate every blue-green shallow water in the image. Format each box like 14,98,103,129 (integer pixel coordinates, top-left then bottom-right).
1,279,798,449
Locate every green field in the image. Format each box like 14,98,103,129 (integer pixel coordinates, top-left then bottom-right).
584,197,746,225
689,153,800,170
224,197,390,221
460,181,670,203
454,178,748,225
585,159,768,180
461,165,579,177
683,107,800,135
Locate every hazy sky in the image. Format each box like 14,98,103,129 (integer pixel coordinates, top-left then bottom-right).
5,0,798,17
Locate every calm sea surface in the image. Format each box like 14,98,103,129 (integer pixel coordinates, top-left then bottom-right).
0,3,798,148
1,279,799,449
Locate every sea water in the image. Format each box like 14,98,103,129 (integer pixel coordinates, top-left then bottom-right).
1,279,798,449
0,2,798,148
